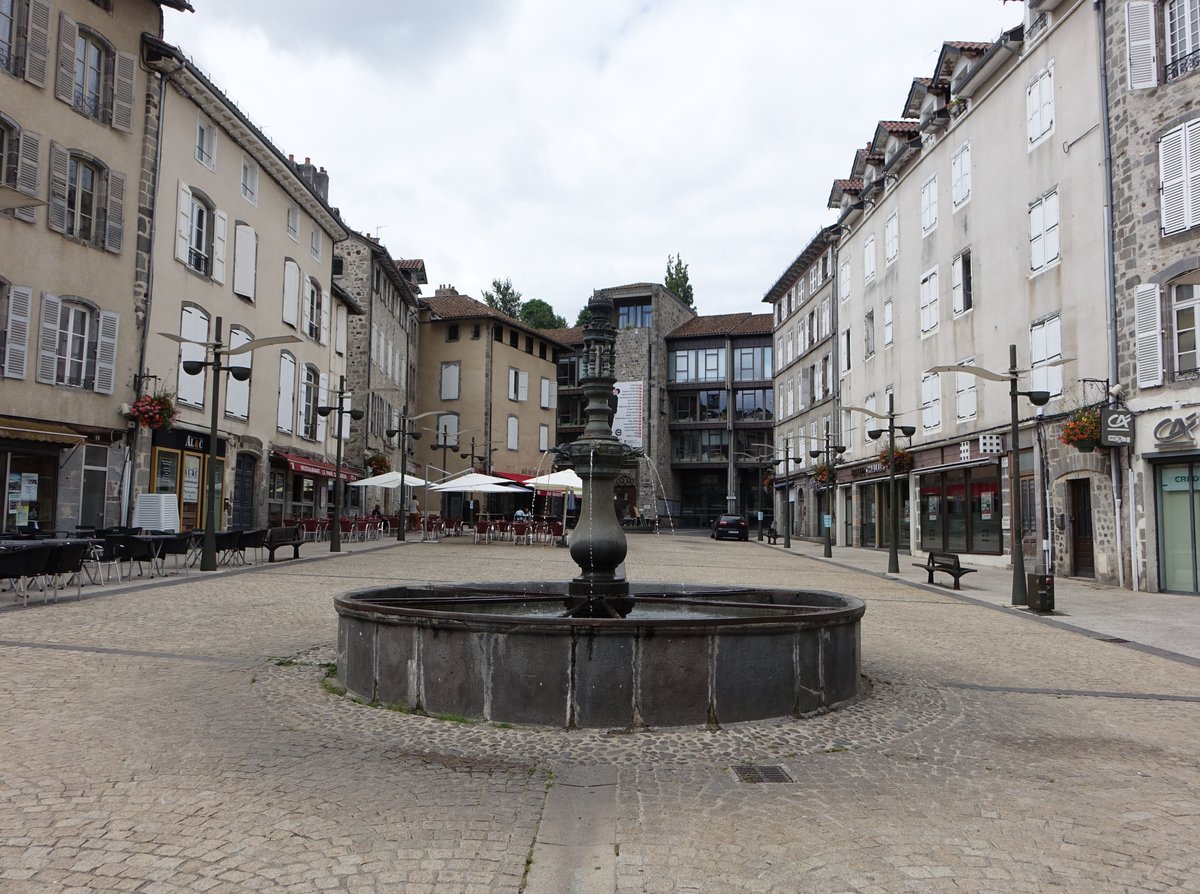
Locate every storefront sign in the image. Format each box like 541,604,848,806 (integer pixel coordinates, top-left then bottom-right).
1153,413,1198,449
1161,472,1200,492
1100,407,1133,447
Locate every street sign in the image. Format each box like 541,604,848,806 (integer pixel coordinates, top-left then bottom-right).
1100,407,1133,447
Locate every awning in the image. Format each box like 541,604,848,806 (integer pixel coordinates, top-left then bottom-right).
273,450,360,482
492,471,532,483
0,417,85,445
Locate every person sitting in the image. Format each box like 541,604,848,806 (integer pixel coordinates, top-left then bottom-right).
767,524,779,545
371,504,382,517
514,508,527,521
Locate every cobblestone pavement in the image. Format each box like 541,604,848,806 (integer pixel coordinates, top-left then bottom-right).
1,535,1198,892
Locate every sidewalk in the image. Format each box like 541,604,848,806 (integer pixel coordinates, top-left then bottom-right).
768,534,1200,664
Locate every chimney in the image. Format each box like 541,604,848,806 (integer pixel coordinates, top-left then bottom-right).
293,156,329,202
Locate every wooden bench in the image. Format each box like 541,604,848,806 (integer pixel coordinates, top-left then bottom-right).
265,526,305,563
913,551,977,590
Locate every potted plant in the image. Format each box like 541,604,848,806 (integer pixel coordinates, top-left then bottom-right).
366,453,391,476
1061,408,1101,452
879,446,914,474
129,389,177,431
812,463,833,485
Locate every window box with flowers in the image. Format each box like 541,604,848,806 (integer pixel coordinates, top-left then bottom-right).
1061,408,1101,452
130,390,178,431
366,453,391,476
879,446,914,474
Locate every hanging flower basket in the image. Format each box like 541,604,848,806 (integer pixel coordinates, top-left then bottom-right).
812,463,833,485
130,390,177,430
1061,409,1101,452
366,453,391,476
879,446,914,474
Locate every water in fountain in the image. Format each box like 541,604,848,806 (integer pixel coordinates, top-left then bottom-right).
638,454,677,535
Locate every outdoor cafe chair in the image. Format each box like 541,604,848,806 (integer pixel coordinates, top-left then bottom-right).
41,540,91,602
214,530,244,566
0,547,32,604
13,543,54,606
473,520,491,543
239,529,269,565
511,522,532,545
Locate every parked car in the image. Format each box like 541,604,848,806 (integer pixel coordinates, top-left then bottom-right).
711,515,749,541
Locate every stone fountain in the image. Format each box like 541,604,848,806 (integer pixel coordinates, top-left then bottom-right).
334,293,864,729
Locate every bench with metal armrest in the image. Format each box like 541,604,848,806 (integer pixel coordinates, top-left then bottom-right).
913,551,977,590
265,526,305,562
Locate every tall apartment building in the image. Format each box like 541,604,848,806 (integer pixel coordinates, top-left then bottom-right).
137,38,352,529
1106,0,1200,592
0,0,189,533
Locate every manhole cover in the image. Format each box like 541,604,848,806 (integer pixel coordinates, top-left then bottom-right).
732,765,793,783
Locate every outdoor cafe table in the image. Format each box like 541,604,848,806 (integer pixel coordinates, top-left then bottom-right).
128,533,177,578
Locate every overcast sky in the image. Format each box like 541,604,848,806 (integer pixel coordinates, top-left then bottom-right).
164,1,1021,323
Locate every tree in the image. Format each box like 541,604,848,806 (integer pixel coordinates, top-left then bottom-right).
519,299,567,329
665,253,695,307
574,306,592,327
482,277,523,318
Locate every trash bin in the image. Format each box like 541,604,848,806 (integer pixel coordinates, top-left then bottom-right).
1026,573,1054,612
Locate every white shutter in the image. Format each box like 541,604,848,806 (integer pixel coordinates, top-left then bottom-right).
1134,283,1163,388
224,329,251,419
540,377,550,408
53,12,77,105
319,288,330,345
277,354,295,432
211,210,228,284
175,182,191,263
13,129,40,223
1040,69,1054,136
335,305,347,355
1026,79,1039,142
1187,120,1200,232
1161,125,1188,234
1126,1,1158,90
112,51,136,133
3,286,32,379
539,424,549,451
177,307,207,406
300,276,311,334
549,382,558,409
316,373,329,443
35,292,61,384
1044,191,1061,263
47,141,68,234
233,225,257,300
104,170,124,254
23,0,50,88
507,416,519,450
282,260,300,327
441,363,459,400
1045,315,1063,395
952,255,964,314
93,311,118,394
1030,200,1045,269
518,371,529,402
340,392,351,440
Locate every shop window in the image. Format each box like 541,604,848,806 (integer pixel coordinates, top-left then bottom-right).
918,466,1002,554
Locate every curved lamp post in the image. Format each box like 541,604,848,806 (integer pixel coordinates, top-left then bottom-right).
927,344,1050,606
809,421,846,558
846,396,916,574
160,317,299,570
735,447,784,542
385,409,436,541
317,375,365,553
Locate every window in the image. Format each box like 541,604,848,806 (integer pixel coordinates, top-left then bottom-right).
240,157,258,205
1030,314,1064,397
921,373,941,431
0,116,36,223
508,367,528,401
1026,64,1055,147
951,142,972,206
539,377,556,409
1029,189,1060,271
446,324,459,342
734,388,773,420
539,423,550,451
1167,0,1200,79
277,352,296,433
920,268,939,334
508,329,518,348
281,259,300,328
617,303,652,328
471,324,481,339
841,328,851,372
0,0,18,75
952,251,973,314
286,205,299,241
54,18,134,132
883,300,893,346
30,295,116,393
1160,119,1200,235
300,365,320,440
920,175,938,233
507,415,519,450
174,182,226,281
557,355,580,387
3,0,49,86
1174,284,1200,373
838,257,850,302
175,304,208,407
195,114,216,170
820,298,831,337
233,225,257,301
863,236,876,283
668,348,725,383
733,346,772,380
47,144,124,252
955,361,977,421
439,361,460,400
309,225,321,261
864,311,875,358
72,29,107,120
303,278,325,342
884,212,898,265
436,413,460,448
224,327,251,419
524,335,533,354
66,154,98,242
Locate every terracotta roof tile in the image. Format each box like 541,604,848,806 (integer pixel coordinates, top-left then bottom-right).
878,120,921,134
945,41,994,52
667,313,773,339
424,294,575,349
539,326,585,347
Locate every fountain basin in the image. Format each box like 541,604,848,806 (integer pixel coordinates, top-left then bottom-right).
335,582,864,728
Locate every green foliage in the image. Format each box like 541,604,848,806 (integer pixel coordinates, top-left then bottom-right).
574,306,593,327
482,277,523,318
665,253,695,307
519,298,567,329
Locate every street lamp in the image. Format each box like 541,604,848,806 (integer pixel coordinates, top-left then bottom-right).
808,420,846,558
927,344,1051,606
160,317,299,570
848,396,916,574
317,375,365,553
459,437,496,474
735,448,776,541
385,409,436,541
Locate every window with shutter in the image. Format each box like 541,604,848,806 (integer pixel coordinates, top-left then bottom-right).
21,0,51,88
863,236,876,283
507,416,519,450
955,361,977,421
3,285,32,379
922,373,941,430
233,225,257,300
35,291,60,384
440,361,460,400
1026,65,1055,147
334,305,347,355
884,213,898,265
224,327,251,419
111,51,135,133
211,210,227,284
1029,189,1060,271
1126,1,1159,89
951,142,971,206
177,305,208,407
1029,315,1064,396
11,127,41,223
93,310,118,394
920,268,939,334
282,260,300,327
1134,283,1164,388
921,176,938,233
315,372,328,443
104,170,124,253
277,353,296,433
883,300,893,346
539,424,549,452
1160,120,1200,234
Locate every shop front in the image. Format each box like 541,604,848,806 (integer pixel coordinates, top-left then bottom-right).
916,461,1003,556
0,417,87,534
850,467,912,551
271,450,359,524
150,427,226,532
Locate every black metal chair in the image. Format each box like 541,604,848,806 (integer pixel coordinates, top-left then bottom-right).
239,529,269,565
16,543,55,606
109,535,156,579
0,547,31,602
158,532,200,574
214,530,244,566
41,541,91,602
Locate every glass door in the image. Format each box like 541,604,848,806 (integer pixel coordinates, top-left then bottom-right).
1158,462,1200,593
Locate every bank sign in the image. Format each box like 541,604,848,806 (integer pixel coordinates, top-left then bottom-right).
1100,407,1133,447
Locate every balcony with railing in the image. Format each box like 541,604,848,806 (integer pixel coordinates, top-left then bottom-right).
1167,47,1200,82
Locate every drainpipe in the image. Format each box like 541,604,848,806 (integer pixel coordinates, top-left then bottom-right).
1094,0,1126,588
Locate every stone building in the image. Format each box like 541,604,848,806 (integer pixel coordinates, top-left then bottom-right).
546,283,696,523
416,286,567,518
137,38,352,529
0,0,190,533
812,2,1116,581
333,229,422,515
1105,0,1200,592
